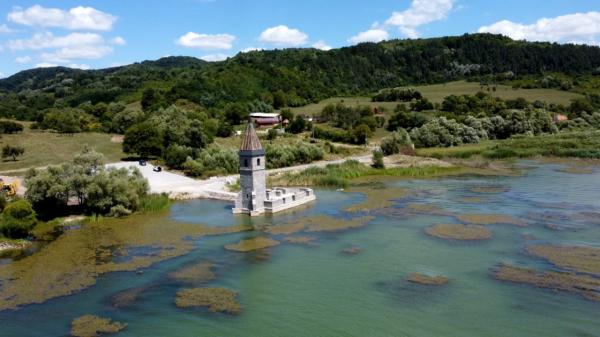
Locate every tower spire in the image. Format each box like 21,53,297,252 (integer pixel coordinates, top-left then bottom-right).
240,121,262,151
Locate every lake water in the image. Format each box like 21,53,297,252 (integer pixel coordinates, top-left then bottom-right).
1,162,599,337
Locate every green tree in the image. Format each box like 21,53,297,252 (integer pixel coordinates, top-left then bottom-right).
123,121,164,158
372,149,385,169
2,145,25,161
0,199,37,239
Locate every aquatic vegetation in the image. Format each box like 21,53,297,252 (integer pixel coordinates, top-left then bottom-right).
266,215,374,235
406,273,450,286
110,286,146,308
0,214,248,311
494,264,600,302
70,315,126,337
175,287,241,315
283,236,316,245
425,224,492,240
169,261,216,284
456,214,527,227
341,246,363,255
469,186,510,194
305,216,374,232
403,203,454,216
224,237,280,252
458,197,488,203
557,166,594,174
266,221,307,235
345,186,406,213
526,245,600,275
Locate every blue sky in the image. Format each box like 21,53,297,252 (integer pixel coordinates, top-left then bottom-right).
0,0,599,77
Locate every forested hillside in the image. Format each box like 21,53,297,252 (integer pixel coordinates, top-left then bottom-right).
1,33,600,122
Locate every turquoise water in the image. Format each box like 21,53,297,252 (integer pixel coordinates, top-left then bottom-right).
1,162,600,337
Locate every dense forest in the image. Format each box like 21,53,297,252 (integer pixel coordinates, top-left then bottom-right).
1,33,600,123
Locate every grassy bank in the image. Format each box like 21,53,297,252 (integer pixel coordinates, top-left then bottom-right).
416,132,600,160
0,126,124,172
269,160,464,188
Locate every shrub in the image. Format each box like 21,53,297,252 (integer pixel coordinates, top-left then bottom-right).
2,145,25,161
0,199,37,239
0,121,24,134
266,142,324,169
380,129,413,155
372,149,385,169
410,117,480,148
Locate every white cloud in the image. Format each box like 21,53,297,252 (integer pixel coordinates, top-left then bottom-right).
15,56,31,64
0,24,16,33
385,0,454,38
112,36,126,45
348,29,389,44
8,32,104,51
67,63,91,70
177,32,235,49
478,12,600,44
259,25,308,46
35,62,58,68
8,32,116,64
8,5,117,31
40,45,113,63
240,47,262,53
0,72,5,78
200,53,229,62
312,40,332,51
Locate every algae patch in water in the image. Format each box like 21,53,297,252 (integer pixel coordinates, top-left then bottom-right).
341,246,363,255
458,197,488,203
70,315,126,337
225,237,280,252
266,215,374,235
0,214,248,311
175,287,241,315
426,224,492,241
556,166,594,174
470,186,510,194
406,273,450,286
170,261,216,284
345,186,406,213
456,214,527,227
305,215,374,232
283,236,316,245
526,245,600,275
494,264,600,302
110,286,147,308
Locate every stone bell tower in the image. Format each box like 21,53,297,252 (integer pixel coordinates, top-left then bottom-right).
232,121,266,216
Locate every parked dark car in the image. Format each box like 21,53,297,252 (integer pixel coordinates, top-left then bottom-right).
139,160,147,166
153,166,162,172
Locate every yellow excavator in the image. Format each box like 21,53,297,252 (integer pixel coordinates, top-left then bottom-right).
0,178,18,197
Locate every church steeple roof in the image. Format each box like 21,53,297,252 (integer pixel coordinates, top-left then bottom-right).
240,121,263,151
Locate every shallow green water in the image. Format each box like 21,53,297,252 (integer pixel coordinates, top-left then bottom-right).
1,162,600,337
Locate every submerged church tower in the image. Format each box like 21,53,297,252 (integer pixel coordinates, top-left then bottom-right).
232,122,267,216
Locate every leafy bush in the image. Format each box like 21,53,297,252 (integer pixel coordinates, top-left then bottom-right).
372,88,422,102
265,142,324,169
2,145,25,161
183,147,239,177
380,129,413,155
0,121,24,134
410,117,480,147
0,199,37,239
372,149,385,168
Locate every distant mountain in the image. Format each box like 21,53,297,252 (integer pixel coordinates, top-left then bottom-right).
1,34,599,119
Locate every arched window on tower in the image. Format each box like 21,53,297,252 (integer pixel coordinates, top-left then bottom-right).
244,159,248,167
257,158,261,166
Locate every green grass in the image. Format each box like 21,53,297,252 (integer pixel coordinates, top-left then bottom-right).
270,160,463,188
0,125,124,173
139,194,171,213
416,132,600,160
288,81,583,117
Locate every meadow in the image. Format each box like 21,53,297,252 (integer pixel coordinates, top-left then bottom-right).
288,81,583,117
0,126,124,173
